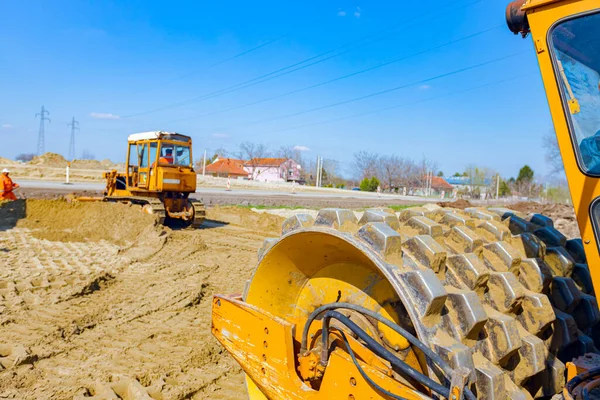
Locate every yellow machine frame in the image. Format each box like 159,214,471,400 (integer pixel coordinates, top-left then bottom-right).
515,0,600,295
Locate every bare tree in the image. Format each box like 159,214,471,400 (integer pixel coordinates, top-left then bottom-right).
236,142,270,179
353,151,380,180
276,145,304,167
409,156,439,189
80,150,95,160
380,155,405,191
543,130,565,175
15,153,36,162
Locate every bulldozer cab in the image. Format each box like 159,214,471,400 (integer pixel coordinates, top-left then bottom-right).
507,0,600,299
124,131,196,193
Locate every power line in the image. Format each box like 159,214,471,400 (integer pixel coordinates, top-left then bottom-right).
121,0,481,118
35,106,51,155
262,73,535,134
128,35,287,96
67,117,80,161
161,24,502,125
226,51,526,129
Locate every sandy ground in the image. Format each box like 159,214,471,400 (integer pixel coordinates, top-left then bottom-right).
0,195,581,400
0,200,285,399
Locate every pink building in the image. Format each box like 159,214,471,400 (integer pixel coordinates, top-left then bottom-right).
244,158,302,182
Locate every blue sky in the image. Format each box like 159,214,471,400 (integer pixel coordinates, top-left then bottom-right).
0,0,555,179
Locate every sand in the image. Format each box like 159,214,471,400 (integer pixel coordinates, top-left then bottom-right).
0,200,283,399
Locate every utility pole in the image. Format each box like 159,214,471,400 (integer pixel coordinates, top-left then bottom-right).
67,117,79,161
35,106,51,155
202,149,207,176
496,174,500,199
316,156,323,187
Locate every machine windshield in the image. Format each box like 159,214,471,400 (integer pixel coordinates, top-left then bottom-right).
550,12,600,174
159,143,191,167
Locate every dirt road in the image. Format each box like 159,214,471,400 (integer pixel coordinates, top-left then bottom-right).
0,200,284,399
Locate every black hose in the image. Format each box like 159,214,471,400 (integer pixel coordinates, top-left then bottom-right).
566,367,600,393
322,310,451,399
566,367,600,400
336,329,410,400
302,302,476,400
301,302,452,376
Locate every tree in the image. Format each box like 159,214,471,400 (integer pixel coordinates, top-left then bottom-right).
514,165,540,198
411,156,439,190
543,130,565,175
81,150,95,160
360,177,380,192
15,153,35,162
380,155,403,191
236,142,270,179
517,165,534,183
499,180,512,196
437,171,444,177
353,151,380,180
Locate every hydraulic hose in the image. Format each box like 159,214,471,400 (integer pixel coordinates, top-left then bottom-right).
302,303,476,400
566,367,600,400
322,310,451,399
336,329,410,400
301,303,451,375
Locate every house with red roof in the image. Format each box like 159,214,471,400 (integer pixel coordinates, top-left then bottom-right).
205,158,248,178
244,158,302,182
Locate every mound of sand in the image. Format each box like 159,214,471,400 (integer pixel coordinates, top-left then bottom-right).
29,153,68,168
3,199,162,246
207,205,285,234
437,199,473,210
0,157,20,167
70,159,106,170
508,201,579,238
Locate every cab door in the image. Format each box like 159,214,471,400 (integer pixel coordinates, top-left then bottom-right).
137,142,150,189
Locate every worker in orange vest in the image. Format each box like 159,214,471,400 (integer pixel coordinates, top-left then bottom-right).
159,148,174,164
1,169,19,200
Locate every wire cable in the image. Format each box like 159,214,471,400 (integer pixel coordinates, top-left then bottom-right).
264,73,532,134
160,24,503,125
121,0,483,118
223,51,525,130
128,36,288,96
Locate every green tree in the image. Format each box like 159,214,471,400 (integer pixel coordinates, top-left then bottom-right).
437,171,444,177
517,165,534,183
360,176,380,192
499,180,511,196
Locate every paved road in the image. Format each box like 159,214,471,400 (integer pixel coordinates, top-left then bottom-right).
17,180,443,208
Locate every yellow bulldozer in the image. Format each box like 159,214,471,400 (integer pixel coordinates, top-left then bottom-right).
211,0,600,399
90,131,205,227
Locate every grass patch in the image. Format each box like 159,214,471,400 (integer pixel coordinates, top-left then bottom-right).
387,204,422,211
232,204,313,210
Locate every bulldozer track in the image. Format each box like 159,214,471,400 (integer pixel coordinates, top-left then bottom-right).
104,196,166,225
255,205,598,399
189,199,206,228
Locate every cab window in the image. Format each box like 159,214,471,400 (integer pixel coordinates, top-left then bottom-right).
159,143,191,166
139,144,149,168
128,144,137,166
550,12,600,174
149,142,158,167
